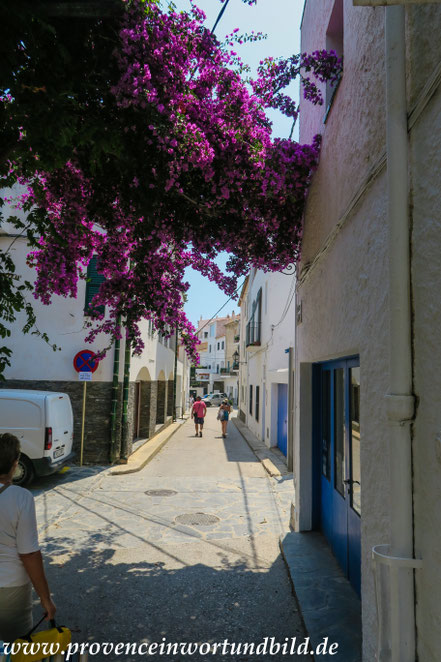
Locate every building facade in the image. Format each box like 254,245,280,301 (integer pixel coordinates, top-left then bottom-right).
222,314,240,404
238,268,295,461
1,212,188,464
295,2,441,660
193,314,239,395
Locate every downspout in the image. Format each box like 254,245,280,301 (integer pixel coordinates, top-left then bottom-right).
287,346,294,472
172,327,178,421
120,333,131,462
373,7,421,662
109,315,122,462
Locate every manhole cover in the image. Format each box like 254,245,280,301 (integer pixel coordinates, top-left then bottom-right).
145,489,177,497
175,513,220,526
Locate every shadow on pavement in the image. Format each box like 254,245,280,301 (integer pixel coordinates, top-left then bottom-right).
38,532,307,662
29,465,110,496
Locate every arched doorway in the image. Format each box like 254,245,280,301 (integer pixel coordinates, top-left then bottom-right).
156,370,166,425
133,367,151,440
167,371,174,418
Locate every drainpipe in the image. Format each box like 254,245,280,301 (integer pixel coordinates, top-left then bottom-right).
109,315,122,462
287,346,294,472
373,7,421,662
172,327,178,421
120,333,131,461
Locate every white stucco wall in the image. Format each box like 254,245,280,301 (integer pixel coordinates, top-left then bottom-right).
298,1,441,659
0,233,117,382
408,6,441,657
1,232,181,387
298,2,388,659
242,268,295,448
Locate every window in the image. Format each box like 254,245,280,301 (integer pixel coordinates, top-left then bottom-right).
84,256,105,316
217,342,220,350
334,369,345,496
216,365,219,373
204,332,208,339
209,345,211,353
246,288,262,346
249,385,253,415
222,341,224,350
321,371,331,480
255,385,260,422
324,0,343,120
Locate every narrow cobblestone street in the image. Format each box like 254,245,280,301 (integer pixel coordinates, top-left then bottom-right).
30,410,306,661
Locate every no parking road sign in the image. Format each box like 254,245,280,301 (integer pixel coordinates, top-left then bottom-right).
73,349,98,374
73,350,98,468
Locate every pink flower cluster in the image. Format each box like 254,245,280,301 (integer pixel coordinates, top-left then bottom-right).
21,0,340,364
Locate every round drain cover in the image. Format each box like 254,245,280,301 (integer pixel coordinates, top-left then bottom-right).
145,489,177,497
175,513,220,526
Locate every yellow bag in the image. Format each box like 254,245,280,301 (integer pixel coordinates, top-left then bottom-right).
11,617,71,662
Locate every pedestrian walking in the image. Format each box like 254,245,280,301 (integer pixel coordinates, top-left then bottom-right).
0,433,56,642
217,399,232,438
190,396,207,437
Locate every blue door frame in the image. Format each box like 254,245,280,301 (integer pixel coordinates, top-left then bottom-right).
277,384,288,456
312,357,361,596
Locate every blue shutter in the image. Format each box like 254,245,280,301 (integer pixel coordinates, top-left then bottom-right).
84,256,105,316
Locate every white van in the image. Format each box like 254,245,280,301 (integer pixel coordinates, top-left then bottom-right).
0,390,75,485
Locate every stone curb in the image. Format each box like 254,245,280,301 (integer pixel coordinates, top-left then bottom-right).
109,418,187,476
231,417,289,477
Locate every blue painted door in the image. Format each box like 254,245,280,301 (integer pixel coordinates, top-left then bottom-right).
316,359,361,596
277,383,288,456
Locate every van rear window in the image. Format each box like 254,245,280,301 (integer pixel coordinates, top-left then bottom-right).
46,396,72,428
0,399,42,429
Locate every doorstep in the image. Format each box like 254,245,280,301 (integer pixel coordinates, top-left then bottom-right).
110,417,187,475
280,531,362,662
232,416,289,477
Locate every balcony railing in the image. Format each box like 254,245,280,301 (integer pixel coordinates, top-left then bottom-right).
219,365,239,375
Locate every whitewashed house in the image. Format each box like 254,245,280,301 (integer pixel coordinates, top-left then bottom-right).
222,313,240,404
1,209,189,464
293,1,441,660
194,315,235,394
238,268,295,463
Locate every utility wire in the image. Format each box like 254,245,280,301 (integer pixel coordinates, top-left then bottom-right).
271,277,296,330
211,0,232,34
197,277,247,335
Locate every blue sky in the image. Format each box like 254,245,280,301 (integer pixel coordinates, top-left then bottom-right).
174,0,305,326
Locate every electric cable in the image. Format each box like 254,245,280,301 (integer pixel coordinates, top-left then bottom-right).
271,270,296,330
196,277,247,334
211,0,232,34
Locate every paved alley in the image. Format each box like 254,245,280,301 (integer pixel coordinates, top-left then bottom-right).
30,410,306,661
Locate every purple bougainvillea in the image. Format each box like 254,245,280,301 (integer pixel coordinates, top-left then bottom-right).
11,0,341,365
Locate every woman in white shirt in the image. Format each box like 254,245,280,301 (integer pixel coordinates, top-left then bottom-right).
0,433,56,642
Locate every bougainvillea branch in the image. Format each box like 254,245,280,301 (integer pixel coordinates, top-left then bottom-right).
1,0,341,368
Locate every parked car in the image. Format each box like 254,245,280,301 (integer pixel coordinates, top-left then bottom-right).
0,389,75,485
203,393,228,407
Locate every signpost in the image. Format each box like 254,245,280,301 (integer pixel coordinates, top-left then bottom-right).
73,350,98,465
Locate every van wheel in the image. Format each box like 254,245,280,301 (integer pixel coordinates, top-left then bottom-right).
13,455,35,486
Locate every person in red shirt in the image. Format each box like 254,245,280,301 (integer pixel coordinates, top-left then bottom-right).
191,396,207,437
